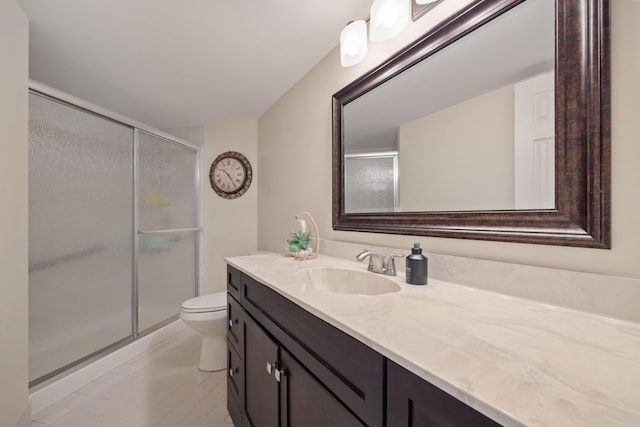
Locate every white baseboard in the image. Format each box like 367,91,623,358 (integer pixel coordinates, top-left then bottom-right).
29,320,187,415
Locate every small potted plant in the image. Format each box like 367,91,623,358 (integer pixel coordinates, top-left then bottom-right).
287,230,312,254
285,211,319,260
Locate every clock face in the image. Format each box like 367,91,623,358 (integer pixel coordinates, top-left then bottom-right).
209,151,252,199
213,158,245,192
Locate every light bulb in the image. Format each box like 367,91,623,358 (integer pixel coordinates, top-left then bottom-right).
370,0,409,42
343,32,361,55
379,2,399,28
340,20,368,67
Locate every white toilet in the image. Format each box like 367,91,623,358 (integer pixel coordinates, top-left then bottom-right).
180,292,227,371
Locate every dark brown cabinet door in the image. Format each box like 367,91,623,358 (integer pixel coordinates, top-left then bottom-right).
243,315,279,427
387,361,501,427
279,349,365,427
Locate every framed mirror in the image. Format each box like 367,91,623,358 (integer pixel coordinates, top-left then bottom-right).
332,0,610,248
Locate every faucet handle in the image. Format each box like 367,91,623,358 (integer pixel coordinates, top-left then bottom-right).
385,254,405,276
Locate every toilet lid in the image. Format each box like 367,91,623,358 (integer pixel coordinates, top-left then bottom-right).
181,292,227,313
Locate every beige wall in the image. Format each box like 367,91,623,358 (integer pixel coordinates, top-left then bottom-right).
399,85,514,211
258,0,640,278
0,0,30,425
201,121,258,294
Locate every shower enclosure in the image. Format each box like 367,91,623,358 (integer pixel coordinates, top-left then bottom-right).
28,87,199,387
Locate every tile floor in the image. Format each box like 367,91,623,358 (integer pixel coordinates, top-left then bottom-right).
32,327,234,427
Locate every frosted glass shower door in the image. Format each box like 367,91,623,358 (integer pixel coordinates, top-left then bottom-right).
137,132,198,332
28,93,134,383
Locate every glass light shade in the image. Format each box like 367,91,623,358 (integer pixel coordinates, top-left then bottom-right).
370,0,410,41
416,0,439,4
340,20,368,67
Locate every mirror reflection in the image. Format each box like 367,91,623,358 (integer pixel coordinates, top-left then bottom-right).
343,0,555,213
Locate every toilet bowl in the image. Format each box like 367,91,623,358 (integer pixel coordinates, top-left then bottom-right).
180,292,227,371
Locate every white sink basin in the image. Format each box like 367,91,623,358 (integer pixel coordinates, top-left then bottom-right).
295,268,401,295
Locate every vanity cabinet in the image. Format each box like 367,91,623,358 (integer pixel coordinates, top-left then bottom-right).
386,360,500,427
243,314,365,427
227,265,382,427
227,264,502,427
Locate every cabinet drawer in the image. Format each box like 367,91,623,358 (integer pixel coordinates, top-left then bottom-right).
227,293,244,354
387,360,501,427
227,338,243,409
242,274,384,427
227,265,242,302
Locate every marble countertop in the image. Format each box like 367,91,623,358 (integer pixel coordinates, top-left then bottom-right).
226,253,640,427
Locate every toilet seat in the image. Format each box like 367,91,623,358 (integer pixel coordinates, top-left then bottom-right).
181,292,226,313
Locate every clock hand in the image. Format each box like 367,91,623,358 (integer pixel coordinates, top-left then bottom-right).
222,169,234,184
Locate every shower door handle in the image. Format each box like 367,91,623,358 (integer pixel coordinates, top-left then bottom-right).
137,227,200,234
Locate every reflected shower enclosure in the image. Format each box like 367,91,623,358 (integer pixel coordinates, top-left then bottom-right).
28,91,199,386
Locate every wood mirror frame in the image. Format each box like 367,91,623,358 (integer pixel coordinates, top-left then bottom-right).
332,0,610,248
412,0,444,21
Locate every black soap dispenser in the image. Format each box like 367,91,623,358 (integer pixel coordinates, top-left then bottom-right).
406,243,428,285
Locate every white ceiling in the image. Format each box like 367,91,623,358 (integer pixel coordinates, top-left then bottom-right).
19,0,372,129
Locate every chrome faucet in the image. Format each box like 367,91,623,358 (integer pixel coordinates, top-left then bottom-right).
356,250,385,274
356,250,404,276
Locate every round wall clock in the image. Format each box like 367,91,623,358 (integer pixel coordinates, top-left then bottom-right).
209,151,253,199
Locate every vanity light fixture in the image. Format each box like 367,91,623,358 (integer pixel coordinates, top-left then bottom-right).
339,0,442,67
340,20,368,67
369,0,410,41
